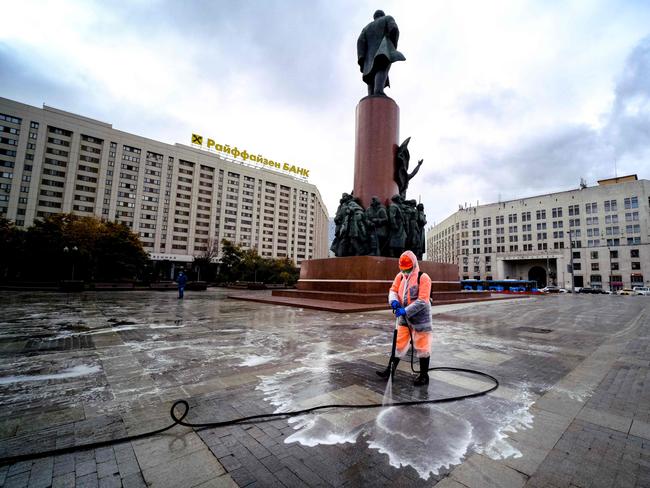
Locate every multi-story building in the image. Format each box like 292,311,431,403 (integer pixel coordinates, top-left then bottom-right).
427,175,650,291
0,97,329,265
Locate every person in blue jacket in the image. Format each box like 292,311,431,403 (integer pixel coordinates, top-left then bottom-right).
176,271,187,299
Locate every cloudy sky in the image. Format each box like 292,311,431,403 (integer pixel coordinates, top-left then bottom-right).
2,0,650,225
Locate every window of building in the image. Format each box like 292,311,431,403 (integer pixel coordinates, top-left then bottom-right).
626,224,641,234
624,196,638,209
631,262,641,270
631,274,643,284
535,209,546,220
611,262,619,270
568,204,579,216
591,263,599,271
552,207,563,218
604,200,617,212
631,249,639,258
585,202,597,214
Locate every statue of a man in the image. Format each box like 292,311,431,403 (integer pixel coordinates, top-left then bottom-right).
387,194,407,257
416,203,427,260
357,10,405,96
395,137,423,198
346,198,369,255
365,196,389,256
331,192,353,256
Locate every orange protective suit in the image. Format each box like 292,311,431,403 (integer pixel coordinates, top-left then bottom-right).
388,250,433,358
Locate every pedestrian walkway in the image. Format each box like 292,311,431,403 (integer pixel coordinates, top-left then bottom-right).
0,290,648,487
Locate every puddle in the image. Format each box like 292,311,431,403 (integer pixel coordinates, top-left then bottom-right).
258,365,536,480
0,364,101,385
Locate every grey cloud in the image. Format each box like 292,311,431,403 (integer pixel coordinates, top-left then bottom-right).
0,44,84,109
459,88,523,121
88,0,357,108
431,34,650,206
606,35,650,158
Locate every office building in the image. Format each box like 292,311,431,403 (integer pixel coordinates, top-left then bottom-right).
427,175,650,290
0,97,329,264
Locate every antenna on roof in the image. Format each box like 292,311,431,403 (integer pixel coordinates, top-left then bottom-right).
614,158,618,178
579,177,587,189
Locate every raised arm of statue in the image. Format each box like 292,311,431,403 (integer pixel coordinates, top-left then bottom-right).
407,159,423,181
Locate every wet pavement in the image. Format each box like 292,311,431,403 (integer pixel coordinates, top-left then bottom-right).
0,289,648,487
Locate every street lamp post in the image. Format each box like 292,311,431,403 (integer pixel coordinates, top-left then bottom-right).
601,233,613,292
568,230,575,293
63,246,78,280
546,247,550,286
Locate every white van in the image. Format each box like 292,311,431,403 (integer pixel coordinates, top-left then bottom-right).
632,286,650,296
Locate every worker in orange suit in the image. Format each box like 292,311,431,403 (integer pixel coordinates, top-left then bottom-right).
376,250,433,386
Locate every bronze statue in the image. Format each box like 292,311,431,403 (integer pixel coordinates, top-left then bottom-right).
395,137,423,198
357,10,405,96
416,203,427,260
387,194,407,257
346,198,369,256
403,199,418,252
331,192,353,256
365,196,389,256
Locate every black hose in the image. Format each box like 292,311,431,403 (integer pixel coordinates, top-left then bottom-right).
1,318,499,466
0,366,498,466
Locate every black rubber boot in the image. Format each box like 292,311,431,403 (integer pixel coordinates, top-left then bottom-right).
413,357,430,386
376,358,400,379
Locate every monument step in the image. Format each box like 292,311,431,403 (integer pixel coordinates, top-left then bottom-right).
296,279,461,293
273,289,386,304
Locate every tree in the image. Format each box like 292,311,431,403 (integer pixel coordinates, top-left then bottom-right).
216,239,299,285
218,239,245,283
5,214,148,282
193,237,219,281
0,218,25,280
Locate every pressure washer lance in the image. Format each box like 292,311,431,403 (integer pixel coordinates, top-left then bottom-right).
376,316,400,379
0,327,499,466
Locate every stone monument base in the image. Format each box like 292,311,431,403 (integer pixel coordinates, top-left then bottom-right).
229,256,495,312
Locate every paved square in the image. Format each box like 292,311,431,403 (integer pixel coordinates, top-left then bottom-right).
0,290,648,487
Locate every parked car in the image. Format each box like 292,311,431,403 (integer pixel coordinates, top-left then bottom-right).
617,288,635,296
633,286,650,296
578,287,596,294
541,286,560,293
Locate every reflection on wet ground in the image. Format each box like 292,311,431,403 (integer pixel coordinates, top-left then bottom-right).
0,290,649,486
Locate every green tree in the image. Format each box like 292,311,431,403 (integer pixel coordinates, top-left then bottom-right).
217,239,245,283
0,218,26,280
13,214,147,282
216,239,299,285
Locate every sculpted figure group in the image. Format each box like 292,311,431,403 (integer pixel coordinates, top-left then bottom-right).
331,193,426,259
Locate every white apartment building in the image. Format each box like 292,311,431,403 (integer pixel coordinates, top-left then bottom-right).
0,97,329,264
427,175,650,291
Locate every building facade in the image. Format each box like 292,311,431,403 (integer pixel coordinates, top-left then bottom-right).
0,97,329,264
427,176,650,291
